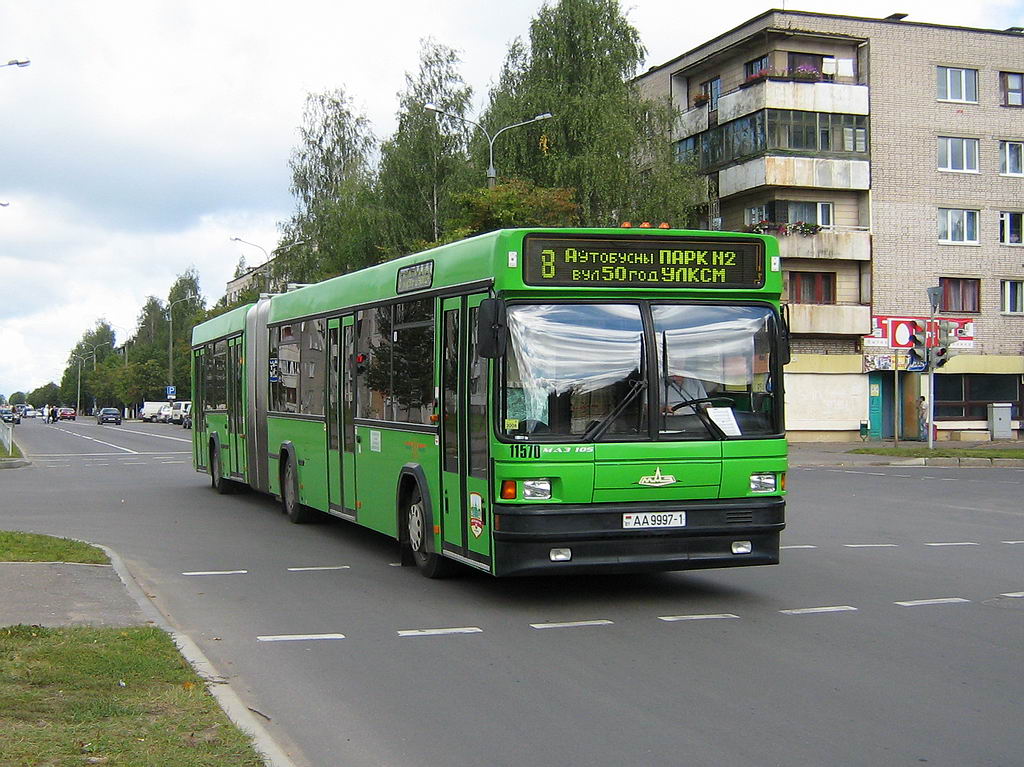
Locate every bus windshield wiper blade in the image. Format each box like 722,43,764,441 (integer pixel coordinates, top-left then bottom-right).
581,379,647,442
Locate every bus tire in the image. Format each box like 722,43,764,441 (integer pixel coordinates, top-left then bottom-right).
210,442,233,495
405,485,456,579
281,455,314,524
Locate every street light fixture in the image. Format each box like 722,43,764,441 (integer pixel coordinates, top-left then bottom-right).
424,103,553,189
231,237,307,292
168,295,199,393
2,59,30,69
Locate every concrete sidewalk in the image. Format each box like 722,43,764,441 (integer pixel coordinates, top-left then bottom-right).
788,438,1024,467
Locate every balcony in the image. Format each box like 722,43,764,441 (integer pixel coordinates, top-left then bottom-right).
718,79,869,124
675,104,709,140
777,228,871,261
788,303,872,336
720,155,870,198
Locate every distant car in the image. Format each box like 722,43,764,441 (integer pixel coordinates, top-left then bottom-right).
155,404,173,423
23,407,37,418
0,407,20,424
182,412,192,429
169,400,191,424
96,407,122,425
57,407,76,421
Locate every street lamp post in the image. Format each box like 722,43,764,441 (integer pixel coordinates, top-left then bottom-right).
70,354,88,418
231,237,307,293
168,295,199,394
2,59,30,69
424,103,552,189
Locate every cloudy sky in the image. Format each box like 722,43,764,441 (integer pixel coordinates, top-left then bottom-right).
1,0,1020,398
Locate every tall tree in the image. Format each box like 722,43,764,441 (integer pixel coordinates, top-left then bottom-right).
378,39,474,250
481,0,704,225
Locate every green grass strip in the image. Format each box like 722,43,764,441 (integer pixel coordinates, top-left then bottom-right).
0,625,264,766
0,532,109,565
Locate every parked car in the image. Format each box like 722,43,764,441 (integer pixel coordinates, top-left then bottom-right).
57,407,76,421
0,407,20,424
182,412,192,429
96,407,122,425
155,404,173,423
22,407,37,418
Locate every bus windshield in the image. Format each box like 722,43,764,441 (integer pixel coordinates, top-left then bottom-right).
501,302,779,441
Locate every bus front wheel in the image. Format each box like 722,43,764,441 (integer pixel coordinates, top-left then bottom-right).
405,487,456,579
281,456,314,524
210,445,233,495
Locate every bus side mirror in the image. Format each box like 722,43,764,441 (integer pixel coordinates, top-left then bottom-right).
477,298,507,359
777,305,791,366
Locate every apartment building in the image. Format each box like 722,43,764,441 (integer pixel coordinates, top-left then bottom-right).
637,9,1024,440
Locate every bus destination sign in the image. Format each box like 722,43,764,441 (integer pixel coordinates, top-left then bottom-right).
522,236,764,289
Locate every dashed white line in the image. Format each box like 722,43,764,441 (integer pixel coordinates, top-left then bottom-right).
287,565,351,572
529,619,614,629
1003,541,1024,545
658,613,739,622
781,545,817,550
397,627,483,637
182,570,248,576
1001,592,1024,598
925,542,979,547
894,598,970,607
257,633,346,642
779,605,858,616
844,544,899,548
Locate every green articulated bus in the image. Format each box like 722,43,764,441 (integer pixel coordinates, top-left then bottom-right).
192,227,789,577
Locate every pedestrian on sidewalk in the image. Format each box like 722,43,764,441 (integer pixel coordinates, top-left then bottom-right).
918,395,928,441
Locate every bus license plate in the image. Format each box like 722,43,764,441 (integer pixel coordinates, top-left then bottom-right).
622,512,686,529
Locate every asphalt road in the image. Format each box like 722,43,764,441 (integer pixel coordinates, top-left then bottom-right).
4,418,1022,767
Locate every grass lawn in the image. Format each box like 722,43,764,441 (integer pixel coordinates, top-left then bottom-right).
0,440,22,459
848,446,1024,459
0,531,264,766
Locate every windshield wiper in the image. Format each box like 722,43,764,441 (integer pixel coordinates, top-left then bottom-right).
580,378,647,443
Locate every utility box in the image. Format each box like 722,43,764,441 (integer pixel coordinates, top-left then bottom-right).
987,402,1013,439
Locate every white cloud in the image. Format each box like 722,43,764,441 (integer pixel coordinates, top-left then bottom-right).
1,0,1020,395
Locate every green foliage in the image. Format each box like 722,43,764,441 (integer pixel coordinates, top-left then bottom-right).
7,391,27,405
0,530,109,563
449,178,580,235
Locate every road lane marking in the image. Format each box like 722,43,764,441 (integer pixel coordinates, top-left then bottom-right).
182,570,248,576
529,620,614,629
781,545,817,549
397,627,483,637
257,633,346,642
658,613,739,622
1003,541,1024,544
894,598,970,607
1001,592,1024,598
287,566,352,572
108,426,192,443
160,461,186,464
779,605,858,615
925,542,979,547
844,544,899,548
55,427,138,454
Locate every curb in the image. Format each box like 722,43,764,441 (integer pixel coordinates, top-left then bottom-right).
0,458,29,469
98,544,301,767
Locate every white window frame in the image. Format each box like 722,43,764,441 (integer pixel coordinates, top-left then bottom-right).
938,208,980,244
1002,279,1024,313
1000,211,1023,245
1001,141,1023,176
745,205,768,226
817,202,834,229
1002,72,1024,107
937,66,978,103
937,137,979,173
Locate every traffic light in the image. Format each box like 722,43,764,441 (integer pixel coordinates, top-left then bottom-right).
908,322,929,369
933,320,956,369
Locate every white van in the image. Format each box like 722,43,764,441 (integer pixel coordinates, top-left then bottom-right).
169,401,191,424
140,401,169,422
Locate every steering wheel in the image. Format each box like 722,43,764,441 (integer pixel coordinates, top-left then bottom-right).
669,395,735,413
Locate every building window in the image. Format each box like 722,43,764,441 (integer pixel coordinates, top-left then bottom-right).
745,204,769,226
766,110,867,155
939,277,980,313
938,208,979,244
1001,141,1023,175
937,66,978,103
788,271,835,304
1002,280,1024,313
701,77,721,110
744,55,771,79
937,137,979,172
1001,72,1024,106
1000,212,1023,244
936,374,1021,420
787,52,824,77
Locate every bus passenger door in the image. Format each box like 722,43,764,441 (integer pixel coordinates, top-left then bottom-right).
440,295,492,568
227,336,246,478
326,319,343,514
341,316,357,516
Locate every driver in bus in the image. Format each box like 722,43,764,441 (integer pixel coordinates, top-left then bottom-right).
662,374,709,416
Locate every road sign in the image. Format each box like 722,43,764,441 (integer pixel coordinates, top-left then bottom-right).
166,385,176,400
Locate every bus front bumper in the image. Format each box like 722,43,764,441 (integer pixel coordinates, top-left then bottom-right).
491,497,785,577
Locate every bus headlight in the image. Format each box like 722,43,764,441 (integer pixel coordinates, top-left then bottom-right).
522,479,552,499
749,473,777,493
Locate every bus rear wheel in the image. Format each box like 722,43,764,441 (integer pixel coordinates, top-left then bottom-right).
281,456,314,524
406,487,456,579
210,445,233,495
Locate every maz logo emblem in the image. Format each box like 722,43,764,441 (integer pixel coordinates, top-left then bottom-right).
637,467,677,487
